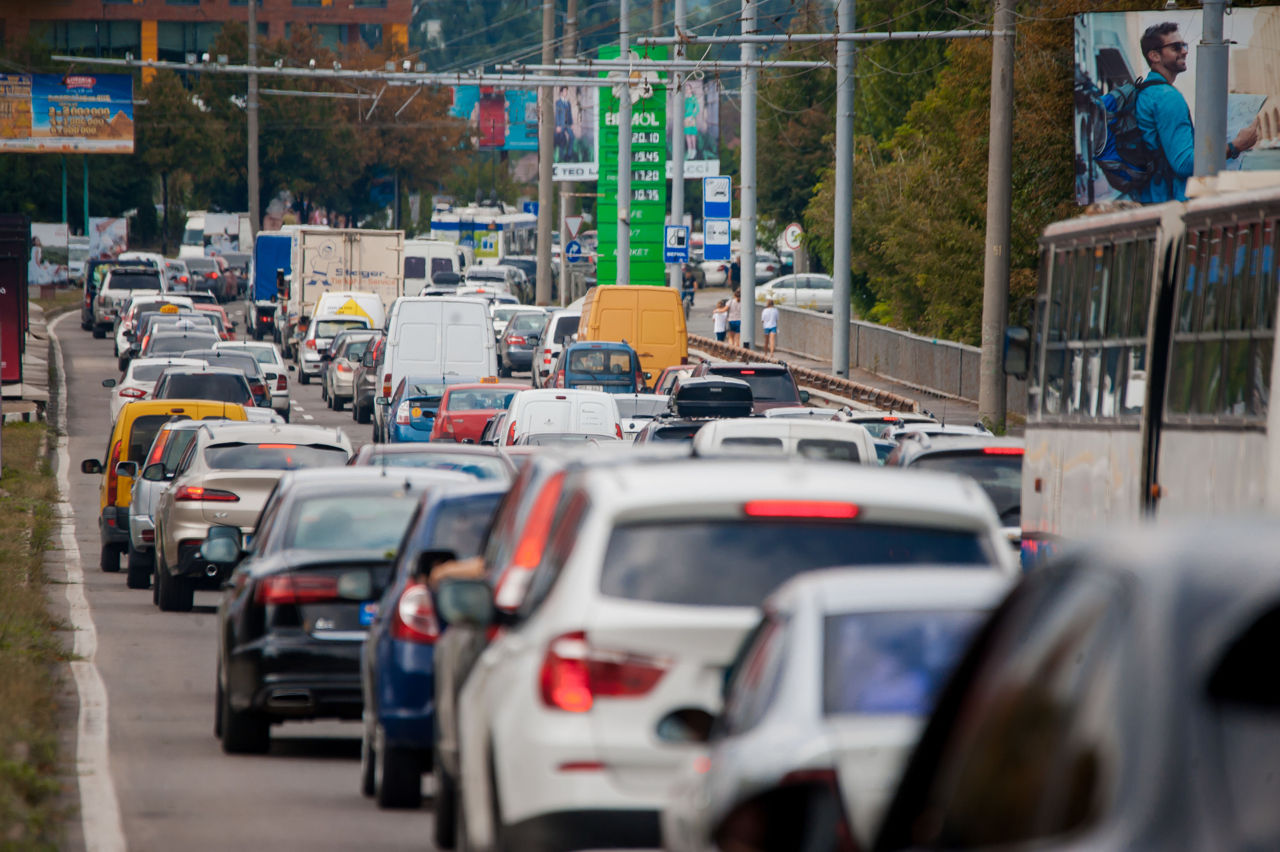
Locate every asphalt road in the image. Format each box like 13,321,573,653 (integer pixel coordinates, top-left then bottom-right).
59,301,438,851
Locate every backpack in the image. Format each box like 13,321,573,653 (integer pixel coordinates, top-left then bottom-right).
1092,77,1168,195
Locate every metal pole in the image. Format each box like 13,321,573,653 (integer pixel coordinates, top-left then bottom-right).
248,0,260,236
640,29,995,45
83,155,89,238
652,0,662,37
739,0,757,350
61,156,68,227
618,0,632,285
667,0,685,289
978,0,1014,429
536,0,555,304
559,0,577,306
1194,0,1227,177
832,0,853,377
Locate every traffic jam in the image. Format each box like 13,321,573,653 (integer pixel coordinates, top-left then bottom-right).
72,228,1246,852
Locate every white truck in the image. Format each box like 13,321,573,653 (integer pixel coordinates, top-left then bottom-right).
180,212,252,259
282,228,404,359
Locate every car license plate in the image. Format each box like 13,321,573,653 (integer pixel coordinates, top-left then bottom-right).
359,602,378,626
578,384,603,391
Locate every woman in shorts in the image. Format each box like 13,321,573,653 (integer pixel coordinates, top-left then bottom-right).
761,299,779,356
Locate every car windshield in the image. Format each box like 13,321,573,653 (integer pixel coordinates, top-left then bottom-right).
713,369,797,402
507,313,546,333
823,610,984,716
910,452,1023,524
158,373,251,403
569,349,633,376
204,442,348,470
148,335,220,356
227,346,278,365
342,338,373,360
601,521,993,606
369,452,510,480
315,319,369,338
493,307,524,323
108,273,163,290
445,389,517,411
283,493,420,552
552,316,580,342
413,494,504,555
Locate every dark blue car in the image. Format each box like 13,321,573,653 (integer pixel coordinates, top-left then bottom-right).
359,482,506,809
383,374,478,443
559,340,645,394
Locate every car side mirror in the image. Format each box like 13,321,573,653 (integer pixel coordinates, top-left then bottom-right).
1004,326,1030,380
200,525,245,566
799,390,810,404
114,460,138,478
287,364,295,372
435,578,495,628
102,378,117,388
375,397,390,406
81,459,103,474
362,354,375,367
142,462,169,481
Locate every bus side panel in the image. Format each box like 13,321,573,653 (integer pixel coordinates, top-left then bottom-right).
1155,428,1268,517
1022,425,1144,544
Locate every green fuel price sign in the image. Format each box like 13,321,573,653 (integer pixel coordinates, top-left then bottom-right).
597,45,668,287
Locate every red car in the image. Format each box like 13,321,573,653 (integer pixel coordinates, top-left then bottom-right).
193,302,235,340
429,382,525,443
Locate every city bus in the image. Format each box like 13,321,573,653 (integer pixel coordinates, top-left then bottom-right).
1012,180,1280,562
429,204,537,265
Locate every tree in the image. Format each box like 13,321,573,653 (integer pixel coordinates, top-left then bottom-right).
135,71,217,253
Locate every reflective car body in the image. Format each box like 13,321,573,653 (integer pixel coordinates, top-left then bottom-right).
385,375,478,444
429,383,524,444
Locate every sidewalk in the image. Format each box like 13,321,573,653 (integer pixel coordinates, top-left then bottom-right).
687,286,985,425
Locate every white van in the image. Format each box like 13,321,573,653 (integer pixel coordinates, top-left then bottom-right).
501,388,622,446
692,418,878,464
404,239,464,291
313,290,386,332
380,296,498,408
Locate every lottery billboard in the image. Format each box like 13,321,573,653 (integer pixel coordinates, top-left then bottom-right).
0,73,134,154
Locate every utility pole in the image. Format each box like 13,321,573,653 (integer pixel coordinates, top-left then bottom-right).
560,0,578,304
978,0,1014,430
536,0,555,304
739,0,757,349
653,0,663,36
831,0,853,377
1194,0,1228,176
667,0,685,289
618,0,632,284
247,0,260,236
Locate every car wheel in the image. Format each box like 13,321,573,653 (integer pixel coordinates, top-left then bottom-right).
321,382,329,404
125,540,152,589
298,371,309,386
81,318,93,332
100,541,121,573
375,732,422,809
281,408,290,424
360,714,377,797
92,326,106,339
498,363,510,378
117,355,128,372
333,396,345,412
434,761,458,850
220,676,270,754
157,567,194,612
356,403,371,425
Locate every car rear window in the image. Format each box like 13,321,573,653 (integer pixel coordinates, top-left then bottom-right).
283,493,420,551
507,313,546,333
909,452,1022,524
227,346,277,365
823,610,984,716
130,363,181,382
569,349,633,375
344,339,373,361
128,414,175,462
369,451,510,480
149,335,219,355
797,438,862,462
158,373,251,403
186,259,217,272
552,316,580,343
108,273,163,290
721,436,784,450
649,424,704,442
711,368,798,403
445,389,517,411
205,442,348,470
600,520,993,607
315,319,369,338
414,494,504,556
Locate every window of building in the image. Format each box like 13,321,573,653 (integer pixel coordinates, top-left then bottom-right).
359,23,383,49
37,20,141,58
157,22,225,63
166,0,200,6
285,23,349,51
354,0,388,7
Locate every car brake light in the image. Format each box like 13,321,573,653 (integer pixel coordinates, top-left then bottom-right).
141,530,154,543
276,375,288,391
506,335,526,345
174,485,239,502
539,631,669,713
982,446,1024,455
739,369,756,375
119,387,147,399
395,401,412,426
615,423,623,439
743,500,859,519
391,583,439,643
105,439,122,504
542,349,552,366
496,472,564,606
209,272,219,279
505,419,516,445
255,573,339,605
305,339,316,350
336,362,352,373
383,373,392,397
146,430,171,466
250,382,267,397
556,370,564,386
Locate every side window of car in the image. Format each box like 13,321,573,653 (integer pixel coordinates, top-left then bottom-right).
890,568,1128,848
251,487,283,555
174,435,200,476
719,613,789,737
517,489,590,619
481,466,533,578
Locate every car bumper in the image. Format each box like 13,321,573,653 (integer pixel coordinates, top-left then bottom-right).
330,374,355,396
270,393,290,414
388,424,432,443
503,349,534,370
506,810,661,852
228,634,364,721
372,639,436,748
300,357,323,377
128,513,154,552
100,505,130,546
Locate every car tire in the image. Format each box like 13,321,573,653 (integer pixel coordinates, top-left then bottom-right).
92,325,106,339
356,403,371,425
433,762,458,850
333,396,345,412
321,382,329,404
376,737,422,809
157,566,194,612
100,541,121,573
281,408,290,423
214,673,224,738
117,355,128,372
360,718,377,797
498,363,510,379
81,318,93,332
298,371,309,386
125,541,152,589
220,676,270,754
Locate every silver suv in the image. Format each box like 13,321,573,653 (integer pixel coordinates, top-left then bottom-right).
93,266,165,337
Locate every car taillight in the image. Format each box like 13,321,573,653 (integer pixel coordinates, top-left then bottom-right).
105,439,122,504
556,370,564,387
982,446,1024,455
505,420,516,445
743,500,859,519
391,583,439,644
276,375,288,391
395,401,412,426
118,387,147,399
615,423,623,439
208,272,219,280
538,631,669,713
146,430,171,466
441,415,455,435
250,381,267,398
506,334,526,345
542,349,552,366
336,362,352,373
174,485,239,502
305,339,316,350
255,573,339,605
141,530,155,544
383,373,392,397
493,473,564,610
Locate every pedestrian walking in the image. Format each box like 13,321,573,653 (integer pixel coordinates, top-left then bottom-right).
727,289,742,347
712,299,729,342
761,299,779,357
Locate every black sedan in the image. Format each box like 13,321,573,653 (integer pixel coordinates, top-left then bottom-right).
872,520,1280,852
203,467,477,753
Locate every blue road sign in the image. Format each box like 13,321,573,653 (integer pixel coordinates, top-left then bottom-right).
703,176,732,220
663,225,690,264
703,219,731,261
523,201,539,216
565,240,584,263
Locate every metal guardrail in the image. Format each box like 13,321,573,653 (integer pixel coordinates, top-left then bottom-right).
687,334,919,413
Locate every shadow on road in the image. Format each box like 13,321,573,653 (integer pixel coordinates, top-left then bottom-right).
269,736,362,761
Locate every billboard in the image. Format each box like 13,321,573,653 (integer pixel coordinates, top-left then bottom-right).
671,77,721,179
554,85,599,181
0,73,134,154
89,217,128,260
450,86,538,151
29,223,69,285
1074,8,1280,205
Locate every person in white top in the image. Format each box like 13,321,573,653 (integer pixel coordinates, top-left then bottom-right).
712,299,729,342
761,299,780,356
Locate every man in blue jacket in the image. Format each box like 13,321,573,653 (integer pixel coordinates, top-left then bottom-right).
1135,22,1259,203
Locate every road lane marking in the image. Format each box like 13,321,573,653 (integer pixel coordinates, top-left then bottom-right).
302,414,315,421
50,312,128,852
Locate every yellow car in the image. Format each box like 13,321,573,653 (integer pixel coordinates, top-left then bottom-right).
81,399,248,573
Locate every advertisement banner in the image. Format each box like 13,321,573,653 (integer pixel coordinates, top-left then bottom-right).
670,77,721,179
29,222,69,285
88,217,128,260
0,73,134,154
1074,8,1280,205
450,86,539,151
553,85,599,181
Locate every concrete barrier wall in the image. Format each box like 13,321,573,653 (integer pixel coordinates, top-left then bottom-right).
751,305,1027,414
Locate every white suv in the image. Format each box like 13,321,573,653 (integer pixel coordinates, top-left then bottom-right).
442,459,1015,851
92,266,166,337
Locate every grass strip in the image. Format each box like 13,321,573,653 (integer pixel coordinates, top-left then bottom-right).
0,422,66,850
